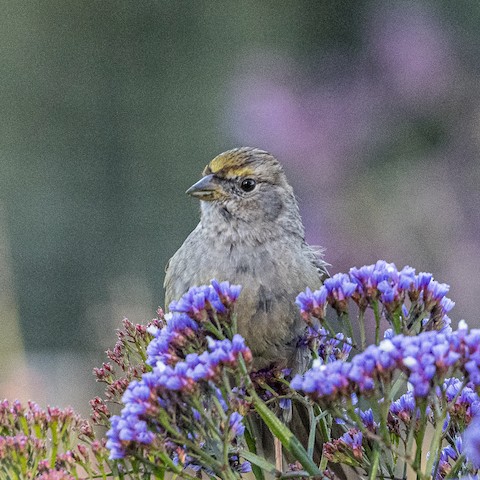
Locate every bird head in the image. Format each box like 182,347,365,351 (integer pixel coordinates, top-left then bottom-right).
186,147,304,239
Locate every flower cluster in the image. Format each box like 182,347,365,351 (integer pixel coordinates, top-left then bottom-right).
0,400,108,480
147,281,242,366
434,438,463,479
168,280,242,319
292,319,480,477
389,390,428,427
107,335,252,456
316,329,352,364
91,315,164,430
94,269,480,479
443,377,480,429
299,326,353,364
291,322,480,402
323,429,364,466
296,261,454,334
5,262,480,480
106,280,252,477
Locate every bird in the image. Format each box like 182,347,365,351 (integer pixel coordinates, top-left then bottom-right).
164,147,328,373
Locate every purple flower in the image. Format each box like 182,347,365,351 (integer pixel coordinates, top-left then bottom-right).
106,413,155,459
426,281,450,302
398,266,416,289
231,334,248,354
440,297,455,313
349,263,381,294
228,412,245,437
214,387,228,412
316,329,353,364
463,415,480,467
107,329,252,461
349,261,398,296
347,262,453,327
211,279,242,306
356,408,377,432
390,391,421,424
415,272,433,290
296,262,453,334
383,328,394,339
295,287,328,320
291,359,354,399
168,280,241,321
341,429,363,454
238,461,252,473
191,408,201,422
229,454,251,474
169,286,210,317
279,398,292,411
323,429,363,462
293,325,480,402
377,279,399,304
324,273,357,312
205,336,252,369
147,313,199,365
434,443,459,479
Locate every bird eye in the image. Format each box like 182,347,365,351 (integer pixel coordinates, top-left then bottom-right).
240,178,256,192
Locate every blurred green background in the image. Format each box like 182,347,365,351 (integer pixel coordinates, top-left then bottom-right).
1,0,480,412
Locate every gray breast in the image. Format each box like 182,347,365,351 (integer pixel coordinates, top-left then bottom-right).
164,227,322,370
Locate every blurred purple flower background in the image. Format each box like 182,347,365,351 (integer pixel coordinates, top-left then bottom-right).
227,2,480,326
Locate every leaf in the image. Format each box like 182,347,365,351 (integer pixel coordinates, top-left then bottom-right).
251,391,322,477
240,450,278,475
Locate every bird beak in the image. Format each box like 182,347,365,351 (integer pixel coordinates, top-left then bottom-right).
186,174,222,201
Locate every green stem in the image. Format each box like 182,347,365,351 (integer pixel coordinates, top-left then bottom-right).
18,416,29,436
244,422,266,480
425,396,447,478
390,372,408,400
279,472,313,479
204,321,225,340
390,308,402,334
209,394,228,424
50,420,59,468
340,311,356,348
222,433,230,477
157,409,226,477
240,450,277,476
231,312,238,335
250,390,321,477
372,300,381,345
404,415,417,464
358,306,366,351
380,381,392,447
239,355,320,476
446,454,466,479
412,403,428,480
307,402,316,459
368,445,380,480
211,312,226,339
137,342,148,363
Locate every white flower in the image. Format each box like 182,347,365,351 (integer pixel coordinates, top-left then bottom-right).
146,325,159,335
403,357,418,369
379,339,395,352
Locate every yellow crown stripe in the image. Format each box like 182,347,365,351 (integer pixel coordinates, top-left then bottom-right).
208,153,254,177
